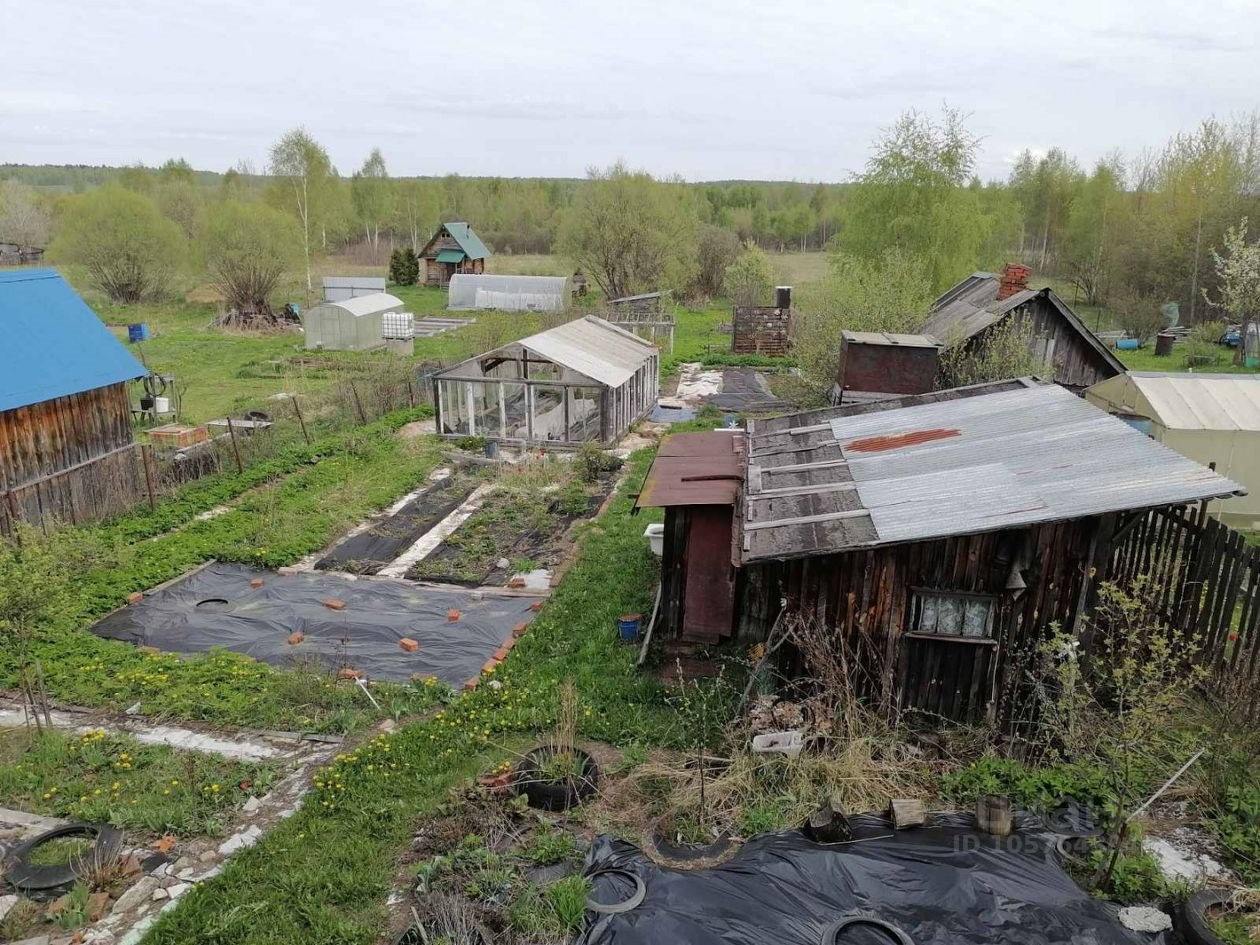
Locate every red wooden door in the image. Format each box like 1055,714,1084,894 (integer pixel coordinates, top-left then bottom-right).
682,506,736,642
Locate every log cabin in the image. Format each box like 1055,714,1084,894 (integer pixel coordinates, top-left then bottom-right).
0,269,146,531
419,222,490,287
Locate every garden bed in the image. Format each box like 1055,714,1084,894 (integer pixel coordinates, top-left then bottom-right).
315,471,485,575
409,473,617,587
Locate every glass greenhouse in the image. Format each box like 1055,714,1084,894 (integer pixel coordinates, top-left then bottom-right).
433,316,660,446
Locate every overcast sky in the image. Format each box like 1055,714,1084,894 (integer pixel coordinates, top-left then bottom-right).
5,0,1257,182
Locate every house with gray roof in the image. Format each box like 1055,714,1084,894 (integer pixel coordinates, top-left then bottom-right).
925,265,1123,391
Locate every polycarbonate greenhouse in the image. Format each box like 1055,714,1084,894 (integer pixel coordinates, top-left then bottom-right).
433,316,659,446
447,274,570,312
302,292,405,351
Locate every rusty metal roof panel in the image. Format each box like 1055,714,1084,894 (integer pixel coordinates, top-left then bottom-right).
636,431,744,508
740,383,1245,562
831,385,1244,547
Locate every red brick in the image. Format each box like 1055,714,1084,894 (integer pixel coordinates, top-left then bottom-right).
399,637,419,652
463,677,479,691
250,578,265,589
338,667,362,680
447,608,461,622
128,592,144,605
323,599,347,611
512,622,529,637
286,632,304,645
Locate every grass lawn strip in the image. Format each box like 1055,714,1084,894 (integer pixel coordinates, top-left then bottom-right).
0,727,281,837
139,452,670,944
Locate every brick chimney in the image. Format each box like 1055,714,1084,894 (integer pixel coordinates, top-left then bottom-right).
997,263,1032,300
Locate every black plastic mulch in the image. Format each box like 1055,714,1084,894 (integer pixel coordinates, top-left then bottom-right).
711,369,786,413
315,474,482,575
580,812,1170,945
91,562,535,685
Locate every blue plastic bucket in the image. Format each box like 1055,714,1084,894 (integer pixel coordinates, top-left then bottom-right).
128,323,149,343
1115,337,1140,351
617,614,642,642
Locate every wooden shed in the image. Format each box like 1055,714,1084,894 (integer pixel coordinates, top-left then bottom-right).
924,266,1123,392
729,381,1241,728
634,432,744,643
433,316,659,446
419,222,490,287
0,269,146,531
832,331,942,406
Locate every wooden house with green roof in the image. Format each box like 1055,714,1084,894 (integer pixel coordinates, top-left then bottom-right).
419,222,490,287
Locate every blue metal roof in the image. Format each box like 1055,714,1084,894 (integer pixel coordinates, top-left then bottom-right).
0,269,146,412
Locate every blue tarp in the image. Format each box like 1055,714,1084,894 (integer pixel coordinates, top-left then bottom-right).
0,268,146,412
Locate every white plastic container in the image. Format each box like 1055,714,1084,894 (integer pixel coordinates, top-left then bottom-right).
644,523,664,557
154,396,171,413
751,730,804,758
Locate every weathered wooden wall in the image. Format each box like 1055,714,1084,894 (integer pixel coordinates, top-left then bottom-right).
732,306,791,357
422,229,485,287
970,296,1116,391
0,382,143,531
738,519,1098,726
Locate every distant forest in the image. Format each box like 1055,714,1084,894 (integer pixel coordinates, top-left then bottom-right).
3,107,1259,326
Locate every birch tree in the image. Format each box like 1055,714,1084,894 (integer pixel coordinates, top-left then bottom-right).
268,128,333,296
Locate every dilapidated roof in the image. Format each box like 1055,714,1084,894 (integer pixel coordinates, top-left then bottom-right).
922,276,1124,376
842,330,942,349
740,382,1244,563
635,431,744,510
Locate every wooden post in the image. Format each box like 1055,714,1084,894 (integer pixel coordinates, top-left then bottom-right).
140,443,157,509
226,417,245,474
407,376,417,408
292,397,311,444
350,382,367,424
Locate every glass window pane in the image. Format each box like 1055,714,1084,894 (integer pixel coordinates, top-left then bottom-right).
937,596,962,635
961,599,991,637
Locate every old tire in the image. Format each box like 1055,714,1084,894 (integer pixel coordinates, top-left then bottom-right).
822,916,916,945
648,815,734,864
586,868,646,915
3,823,123,892
1175,889,1232,945
512,747,599,811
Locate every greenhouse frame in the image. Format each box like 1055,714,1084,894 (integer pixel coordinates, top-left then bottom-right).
447,274,570,312
433,316,659,446
302,292,405,351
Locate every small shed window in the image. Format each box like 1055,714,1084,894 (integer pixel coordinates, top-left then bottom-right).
912,590,996,639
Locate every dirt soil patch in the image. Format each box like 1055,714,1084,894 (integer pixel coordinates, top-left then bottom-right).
409,474,617,587
316,472,484,575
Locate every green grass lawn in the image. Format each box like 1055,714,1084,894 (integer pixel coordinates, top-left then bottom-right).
0,727,281,837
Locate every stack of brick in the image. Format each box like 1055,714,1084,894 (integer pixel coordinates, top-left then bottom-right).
997,263,1032,301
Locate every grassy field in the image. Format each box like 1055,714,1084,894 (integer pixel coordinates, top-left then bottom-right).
55,250,831,422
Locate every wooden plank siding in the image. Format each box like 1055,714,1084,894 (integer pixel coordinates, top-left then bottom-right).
737,519,1098,727
0,382,142,531
969,295,1118,392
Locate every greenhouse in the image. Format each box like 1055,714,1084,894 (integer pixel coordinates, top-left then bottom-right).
433,316,659,446
447,274,570,312
302,292,406,351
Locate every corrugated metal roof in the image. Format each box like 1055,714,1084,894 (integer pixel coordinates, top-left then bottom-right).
0,268,146,412
1127,373,1260,431
443,222,490,260
842,330,942,349
311,292,404,318
636,431,744,509
435,248,466,264
740,384,1244,562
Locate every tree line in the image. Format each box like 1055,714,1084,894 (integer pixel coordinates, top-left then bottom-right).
2,109,1258,329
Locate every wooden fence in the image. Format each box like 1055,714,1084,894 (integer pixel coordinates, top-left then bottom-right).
1107,503,1260,697
0,443,151,536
